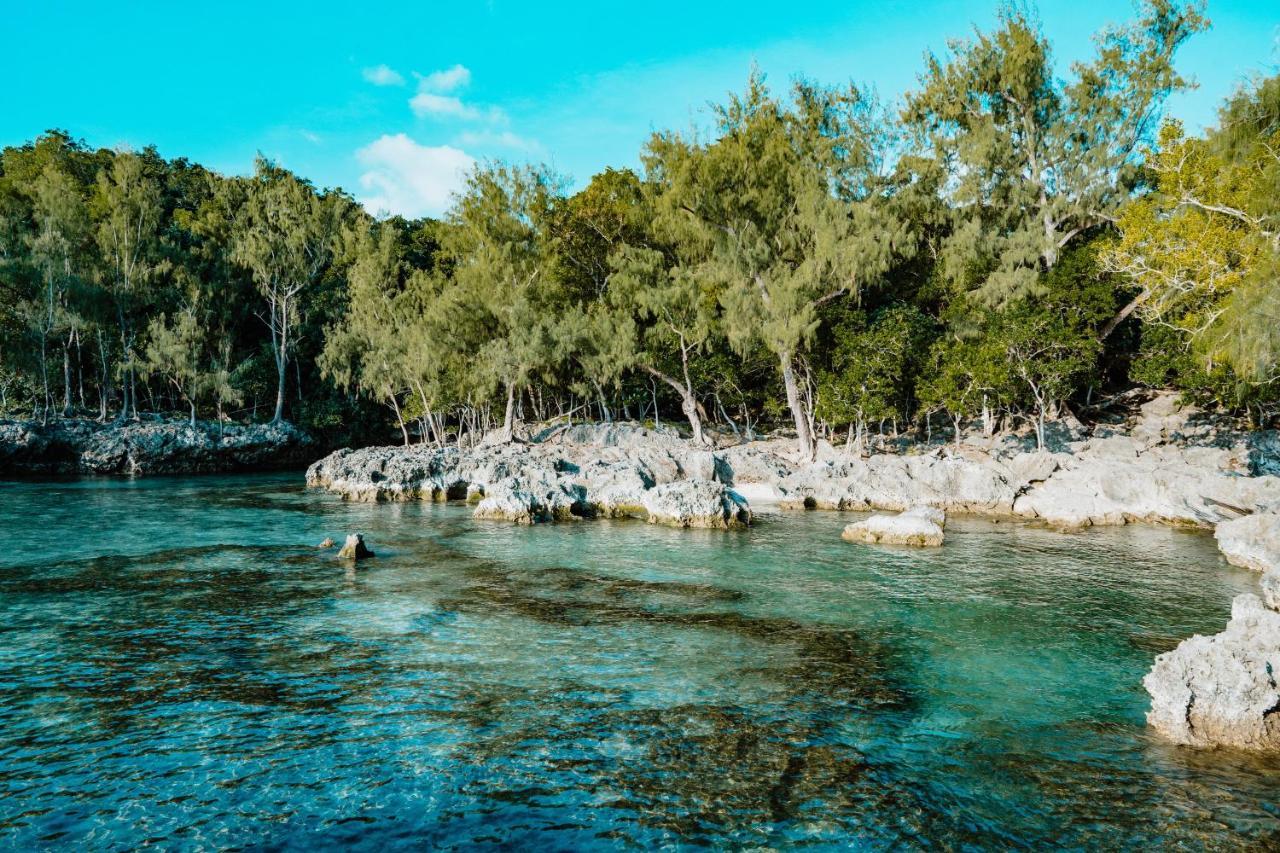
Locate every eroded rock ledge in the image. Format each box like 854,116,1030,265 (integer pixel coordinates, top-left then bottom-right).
0,417,312,476
307,396,1280,532
306,424,751,529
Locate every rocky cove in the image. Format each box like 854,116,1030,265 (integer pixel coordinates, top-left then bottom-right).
307,394,1280,753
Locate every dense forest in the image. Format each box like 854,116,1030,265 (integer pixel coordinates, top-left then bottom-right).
1,1,1277,458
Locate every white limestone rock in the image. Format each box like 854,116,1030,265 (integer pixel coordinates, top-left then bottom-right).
1144,594,1280,751
641,480,752,529
842,506,946,547
1215,512,1280,574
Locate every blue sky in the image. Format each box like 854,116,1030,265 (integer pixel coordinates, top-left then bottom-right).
5,1,1278,218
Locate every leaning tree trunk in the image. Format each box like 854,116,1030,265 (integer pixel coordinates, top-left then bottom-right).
641,366,705,445
780,354,814,463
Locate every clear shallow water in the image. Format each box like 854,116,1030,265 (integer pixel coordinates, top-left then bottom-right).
2,473,1278,850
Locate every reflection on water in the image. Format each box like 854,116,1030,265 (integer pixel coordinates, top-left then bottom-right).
1,473,1278,848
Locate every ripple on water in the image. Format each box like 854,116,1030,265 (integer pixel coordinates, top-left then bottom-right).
0,473,1277,848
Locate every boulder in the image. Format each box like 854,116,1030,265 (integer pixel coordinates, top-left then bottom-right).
1144,594,1280,751
641,481,751,529
337,533,375,560
841,506,946,547
1215,512,1280,573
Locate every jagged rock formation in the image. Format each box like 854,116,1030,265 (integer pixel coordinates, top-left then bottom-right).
307,396,1280,534
0,418,311,475
1215,512,1280,573
307,424,752,529
1144,594,1280,751
336,533,375,560
841,506,946,547
641,481,752,529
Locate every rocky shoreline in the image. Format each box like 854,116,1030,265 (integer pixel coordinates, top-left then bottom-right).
307,393,1280,751
0,417,313,476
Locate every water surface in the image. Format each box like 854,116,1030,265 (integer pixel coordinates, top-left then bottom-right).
2,473,1278,848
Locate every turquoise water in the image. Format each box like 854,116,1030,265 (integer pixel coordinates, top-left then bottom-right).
2,473,1278,849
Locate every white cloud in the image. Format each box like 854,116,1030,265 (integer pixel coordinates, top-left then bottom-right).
299,130,322,145
418,64,471,93
409,92,479,120
362,64,405,87
455,129,541,152
355,133,474,218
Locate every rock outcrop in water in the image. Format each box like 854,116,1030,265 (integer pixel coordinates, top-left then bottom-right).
0,417,311,475
842,506,946,547
1144,593,1280,751
307,394,1280,535
307,423,752,529
1142,508,1280,751
337,533,375,560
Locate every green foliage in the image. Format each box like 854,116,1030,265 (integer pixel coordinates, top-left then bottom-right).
817,304,936,429
904,1,1206,304
1107,74,1280,389
4,3,1279,448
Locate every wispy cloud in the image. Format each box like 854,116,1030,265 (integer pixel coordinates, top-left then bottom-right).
418,63,471,93
362,64,405,87
408,63,506,124
409,92,479,120
355,133,474,218
299,129,322,145
455,129,541,153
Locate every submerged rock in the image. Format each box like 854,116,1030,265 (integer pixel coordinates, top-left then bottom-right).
1144,594,1280,751
337,533,375,560
842,506,946,547
1214,512,1280,573
641,481,752,529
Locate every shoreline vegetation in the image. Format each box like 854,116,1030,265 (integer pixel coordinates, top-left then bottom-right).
3,1,1279,754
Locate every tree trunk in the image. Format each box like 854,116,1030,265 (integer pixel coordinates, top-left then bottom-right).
272,353,287,424
38,336,49,425
641,365,704,444
62,341,72,417
189,397,197,428
780,354,814,462
390,393,409,446
501,382,516,442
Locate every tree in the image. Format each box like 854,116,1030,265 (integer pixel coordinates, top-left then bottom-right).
320,223,415,443
904,1,1206,305
22,165,88,420
603,242,720,442
817,304,936,451
231,158,346,424
646,72,908,460
444,163,563,441
994,301,1100,450
142,304,204,426
1105,75,1280,386
94,150,166,421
